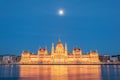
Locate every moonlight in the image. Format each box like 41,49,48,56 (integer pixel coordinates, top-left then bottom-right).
58,9,64,16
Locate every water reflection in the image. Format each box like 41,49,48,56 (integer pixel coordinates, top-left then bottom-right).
101,65,120,80
20,65,101,80
0,65,19,78
20,65,51,80
67,65,101,80
1,65,120,80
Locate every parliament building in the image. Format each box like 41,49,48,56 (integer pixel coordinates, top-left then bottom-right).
20,40,100,64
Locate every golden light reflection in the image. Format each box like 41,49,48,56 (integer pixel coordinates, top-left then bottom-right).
67,65,101,80
19,65,51,80
51,65,68,80
20,65,101,80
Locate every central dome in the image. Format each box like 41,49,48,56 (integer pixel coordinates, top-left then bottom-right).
55,40,65,53
56,41,64,48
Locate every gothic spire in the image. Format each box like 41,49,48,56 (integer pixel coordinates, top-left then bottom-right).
65,43,68,54
51,42,54,54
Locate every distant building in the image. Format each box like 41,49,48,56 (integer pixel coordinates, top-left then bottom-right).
118,55,120,61
0,55,3,63
2,54,20,64
20,40,100,64
110,55,120,62
99,55,110,62
3,55,12,63
16,56,21,62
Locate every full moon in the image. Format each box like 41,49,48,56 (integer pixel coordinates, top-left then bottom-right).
58,9,64,15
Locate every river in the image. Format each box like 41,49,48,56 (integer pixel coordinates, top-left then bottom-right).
0,65,120,80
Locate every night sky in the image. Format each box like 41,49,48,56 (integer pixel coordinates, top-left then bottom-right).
0,0,120,55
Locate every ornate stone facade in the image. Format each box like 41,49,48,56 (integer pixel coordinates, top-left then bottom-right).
20,40,100,64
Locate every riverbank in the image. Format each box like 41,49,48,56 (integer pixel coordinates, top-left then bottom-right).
0,62,120,65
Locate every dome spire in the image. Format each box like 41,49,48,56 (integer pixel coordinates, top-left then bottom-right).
58,38,61,42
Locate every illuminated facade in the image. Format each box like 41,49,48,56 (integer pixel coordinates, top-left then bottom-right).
20,40,100,64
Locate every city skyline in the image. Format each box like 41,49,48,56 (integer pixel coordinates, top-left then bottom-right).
0,0,120,55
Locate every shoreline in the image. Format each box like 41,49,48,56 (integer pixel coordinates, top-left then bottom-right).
0,63,120,65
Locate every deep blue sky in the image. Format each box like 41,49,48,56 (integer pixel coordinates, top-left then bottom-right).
0,0,120,55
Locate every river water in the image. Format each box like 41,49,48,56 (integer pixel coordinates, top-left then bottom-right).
0,65,120,80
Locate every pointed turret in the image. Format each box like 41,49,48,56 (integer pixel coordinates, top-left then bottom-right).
45,46,48,55
22,50,24,53
51,42,54,55
65,43,68,55
90,50,92,53
96,50,98,53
